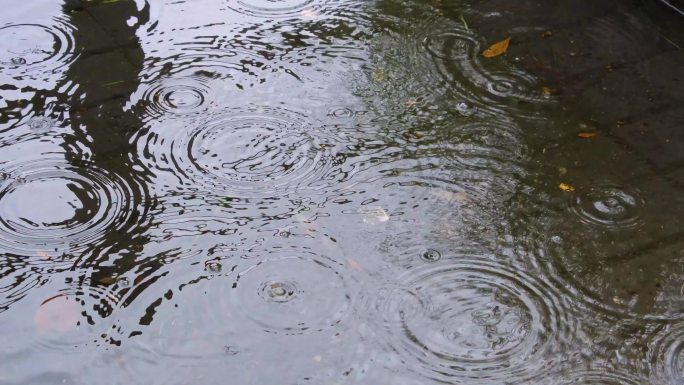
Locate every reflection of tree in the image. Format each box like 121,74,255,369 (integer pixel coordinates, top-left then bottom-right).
0,2,156,317
59,0,158,323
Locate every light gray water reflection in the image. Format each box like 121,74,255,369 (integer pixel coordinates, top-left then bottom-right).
1,0,683,384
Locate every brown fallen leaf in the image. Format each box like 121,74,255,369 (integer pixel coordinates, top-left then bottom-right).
577,132,597,138
542,87,554,97
541,31,553,38
559,183,575,192
482,37,511,58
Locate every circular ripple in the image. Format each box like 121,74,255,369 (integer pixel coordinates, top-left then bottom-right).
532,228,684,321
137,105,338,196
478,69,544,102
108,248,365,385
414,18,550,119
327,106,355,119
0,158,147,256
559,370,643,385
0,255,47,313
226,0,324,18
567,185,644,230
373,258,571,383
0,109,64,148
423,28,480,61
361,18,471,115
363,283,433,331
27,117,54,133
439,120,526,173
33,290,116,353
397,119,526,195
137,73,213,117
0,19,77,75
648,323,684,384
0,283,117,364
420,248,441,262
226,254,353,334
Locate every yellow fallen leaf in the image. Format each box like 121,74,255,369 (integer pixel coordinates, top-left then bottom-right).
577,132,597,138
482,37,511,58
542,87,554,96
559,183,575,192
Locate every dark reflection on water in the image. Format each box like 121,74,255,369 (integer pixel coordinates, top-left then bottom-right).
0,0,683,384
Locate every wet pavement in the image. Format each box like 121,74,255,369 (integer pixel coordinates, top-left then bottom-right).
0,0,683,384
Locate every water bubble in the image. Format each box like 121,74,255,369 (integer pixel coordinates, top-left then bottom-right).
455,102,474,116
27,117,53,132
264,281,297,302
359,207,389,224
10,57,26,65
419,248,441,262
205,260,223,273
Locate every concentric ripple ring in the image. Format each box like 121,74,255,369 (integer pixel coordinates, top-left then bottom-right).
0,19,77,75
567,184,644,230
374,257,572,383
225,253,354,334
648,323,684,384
0,158,146,256
137,105,337,196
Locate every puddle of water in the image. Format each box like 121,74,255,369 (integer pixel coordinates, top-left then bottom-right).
1,0,683,384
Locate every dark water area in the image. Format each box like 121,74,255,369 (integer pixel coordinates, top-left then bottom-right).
1,0,683,383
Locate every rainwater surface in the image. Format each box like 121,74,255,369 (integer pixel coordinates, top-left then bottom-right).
1,0,683,384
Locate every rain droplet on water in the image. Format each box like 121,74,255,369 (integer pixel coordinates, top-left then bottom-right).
205,260,223,273
420,248,442,262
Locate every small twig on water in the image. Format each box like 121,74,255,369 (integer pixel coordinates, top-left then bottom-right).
460,14,469,31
